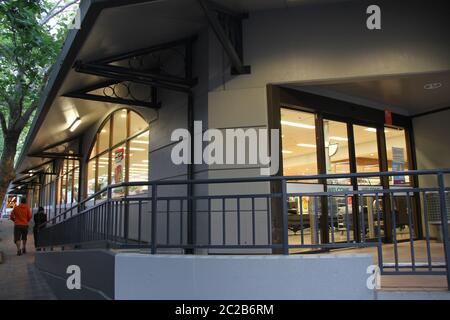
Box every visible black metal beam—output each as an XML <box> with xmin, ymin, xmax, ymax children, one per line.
<box><xmin>207</xmin><ymin>1</ymin><xmax>248</xmax><ymax>19</ymax></box>
<box><xmin>197</xmin><ymin>0</ymin><xmax>250</xmax><ymax>75</ymax></box>
<box><xmin>71</xmin><ymin>79</ymin><xmax>121</xmax><ymax>95</ymax></box>
<box><xmin>91</xmin><ymin>36</ymin><xmax>197</xmax><ymax>65</ymax></box>
<box><xmin>29</xmin><ymin>135</ymin><xmax>81</xmax><ymax>158</ymax></box>
<box><xmin>74</xmin><ymin>62</ymin><xmax>192</xmax><ymax>93</ymax></box>
<box><xmin>29</xmin><ymin>152</ymin><xmax>82</xmax><ymax>159</ymax></box>
<box><xmin>77</xmin><ymin>62</ymin><xmax>198</xmax><ymax>87</ymax></box>
<box><xmin>19</xmin><ymin>159</ymin><xmax>55</xmax><ymax>175</ymax></box>
<box><xmin>64</xmin><ymin>91</ymin><xmax>161</xmax><ymax>109</ymax></box>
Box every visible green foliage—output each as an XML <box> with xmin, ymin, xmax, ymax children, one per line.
<box><xmin>0</xmin><ymin>0</ymin><xmax>78</xmax><ymax>162</ymax></box>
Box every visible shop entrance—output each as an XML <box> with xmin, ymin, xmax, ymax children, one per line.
<box><xmin>270</xmin><ymin>86</ymin><xmax>421</xmax><ymax>246</ymax></box>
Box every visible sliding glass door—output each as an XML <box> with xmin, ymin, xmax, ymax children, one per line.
<box><xmin>280</xmin><ymin>106</ymin><xmax>415</xmax><ymax>244</ymax></box>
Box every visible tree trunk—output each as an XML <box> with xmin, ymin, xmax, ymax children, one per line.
<box><xmin>0</xmin><ymin>130</ymin><xmax>21</xmax><ymax>210</ymax></box>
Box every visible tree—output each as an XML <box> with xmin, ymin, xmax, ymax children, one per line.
<box><xmin>0</xmin><ymin>0</ymin><xmax>78</xmax><ymax>206</ymax></box>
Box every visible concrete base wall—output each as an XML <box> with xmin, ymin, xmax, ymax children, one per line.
<box><xmin>114</xmin><ymin>253</ymin><xmax>374</xmax><ymax>300</ymax></box>
<box><xmin>35</xmin><ymin>250</ymin><xmax>115</xmax><ymax>300</ymax></box>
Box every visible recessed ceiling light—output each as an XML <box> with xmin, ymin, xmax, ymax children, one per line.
<box><xmin>424</xmin><ymin>82</ymin><xmax>442</xmax><ymax>90</ymax></box>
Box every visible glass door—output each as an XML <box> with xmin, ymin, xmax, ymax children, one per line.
<box><xmin>323</xmin><ymin>119</ymin><xmax>354</xmax><ymax>242</ymax></box>
<box><xmin>280</xmin><ymin>108</ymin><xmax>323</xmax><ymax>247</ymax></box>
<box><xmin>280</xmin><ymin>105</ymin><xmax>416</xmax><ymax>245</ymax></box>
<box><xmin>352</xmin><ymin>124</ymin><xmax>383</xmax><ymax>241</ymax></box>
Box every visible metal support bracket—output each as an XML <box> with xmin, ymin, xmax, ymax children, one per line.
<box><xmin>66</xmin><ymin>37</ymin><xmax>197</xmax><ymax>107</ymax></box>
<box><xmin>198</xmin><ymin>0</ymin><xmax>251</xmax><ymax>75</ymax></box>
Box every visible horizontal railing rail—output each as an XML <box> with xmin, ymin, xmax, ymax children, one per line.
<box><xmin>36</xmin><ymin>169</ymin><xmax>450</xmax><ymax>289</ymax></box>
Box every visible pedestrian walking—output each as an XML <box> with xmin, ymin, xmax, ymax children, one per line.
<box><xmin>10</xmin><ymin>197</ymin><xmax>32</xmax><ymax>256</ymax></box>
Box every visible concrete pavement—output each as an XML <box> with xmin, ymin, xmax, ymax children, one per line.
<box><xmin>0</xmin><ymin>219</ymin><xmax>56</xmax><ymax>300</ymax></box>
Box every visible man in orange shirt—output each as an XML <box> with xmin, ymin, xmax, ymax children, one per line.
<box><xmin>10</xmin><ymin>197</ymin><xmax>32</xmax><ymax>256</ymax></box>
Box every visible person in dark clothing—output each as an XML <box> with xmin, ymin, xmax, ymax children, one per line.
<box><xmin>33</xmin><ymin>207</ymin><xmax>47</xmax><ymax>249</ymax></box>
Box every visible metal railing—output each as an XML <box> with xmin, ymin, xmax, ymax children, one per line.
<box><xmin>36</xmin><ymin>169</ymin><xmax>450</xmax><ymax>289</ymax></box>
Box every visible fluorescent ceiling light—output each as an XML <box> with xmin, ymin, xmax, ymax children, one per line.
<box><xmin>142</xmin><ymin>160</ymin><xmax>149</xmax><ymax>163</ymax></box>
<box><xmin>281</xmin><ymin>120</ymin><xmax>315</xmax><ymax>129</ymax></box>
<box><xmin>329</xmin><ymin>136</ymin><xmax>348</xmax><ymax>141</ymax></box>
<box><xmin>129</xmin><ymin>147</ymin><xmax>146</xmax><ymax>151</ymax></box>
<box><xmin>131</xmin><ymin>140</ymin><xmax>149</xmax><ymax>144</ymax></box>
<box><xmin>69</xmin><ymin>117</ymin><xmax>81</xmax><ymax>132</ymax></box>
<box><xmin>364</xmin><ymin>128</ymin><xmax>389</xmax><ymax>133</ymax></box>
<box><xmin>297</xmin><ymin>143</ymin><xmax>316</xmax><ymax>148</ymax></box>
<box><xmin>282</xmin><ymin>150</ymin><xmax>293</xmax><ymax>154</ymax></box>
<box><xmin>131</xmin><ymin>164</ymin><xmax>148</xmax><ymax>167</ymax></box>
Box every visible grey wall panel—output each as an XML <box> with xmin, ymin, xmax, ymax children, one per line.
<box><xmin>413</xmin><ymin>109</ymin><xmax>450</xmax><ymax>187</ymax></box>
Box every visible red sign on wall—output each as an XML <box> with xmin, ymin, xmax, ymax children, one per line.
<box><xmin>384</xmin><ymin>110</ymin><xmax>393</xmax><ymax>125</ymax></box>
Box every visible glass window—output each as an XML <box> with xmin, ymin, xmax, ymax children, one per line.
<box><xmin>111</xmin><ymin>144</ymin><xmax>126</xmax><ymax>197</ymax></box>
<box><xmin>87</xmin><ymin>110</ymin><xmax>149</xmax><ymax>199</ymax></box>
<box><xmin>130</xmin><ymin>112</ymin><xmax>148</xmax><ymax>138</ymax></box>
<box><xmin>98</xmin><ymin>119</ymin><xmax>110</xmax><ymax>154</ymax></box>
<box><xmin>281</xmin><ymin>108</ymin><xmax>318</xmax><ymax>178</ymax></box>
<box><xmin>323</xmin><ymin>119</ymin><xmax>351</xmax><ymax>185</ymax></box>
<box><xmin>129</xmin><ymin>131</ymin><xmax>149</xmax><ymax>195</ymax></box>
<box><xmin>90</xmin><ymin>142</ymin><xmax>97</xmax><ymax>159</ymax></box>
<box><xmin>385</xmin><ymin>127</ymin><xmax>410</xmax><ymax>185</ymax></box>
<box><xmin>112</xmin><ymin>109</ymin><xmax>128</xmax><ymax>146</ymax></box>
<box><xmin>73</xmin><ymin>165</ymin><xmax>79</xmax><ymax>203</ymax></box>
<box><xmin>97</xmin><ymin>159</ymin><xmax>109</xmax><ymax>192</ymax></box>
<box><xmin>353</xmin><ymin>125</ymin><xmax>380</xmax><ymax>186</ymax></box>
<box><xmin>87</xmin><ymin>159</ymin><xmax>96</xmax><ymax>197</ymax></box>
<box><xmin>55</xmin><ymin>159</ymin><xmax>80</xmax><ymax>213</ymax></box>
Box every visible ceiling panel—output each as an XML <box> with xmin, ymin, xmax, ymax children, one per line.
<box><xmin>289</xmin><ymin>71</ymin><xmax>450</xmax><ymax>116</ymax></box>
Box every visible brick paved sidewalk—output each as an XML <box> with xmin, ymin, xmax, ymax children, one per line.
<box><xmin>0</xmin><ymin>219</ymin><xmax>56</xmax><ymax>300</ymax></box>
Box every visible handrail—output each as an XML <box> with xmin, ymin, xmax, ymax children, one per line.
<box><xmin>43</xmin><ymin>169</ymin><xmax>450</xmax><ymax>228</ymax></box>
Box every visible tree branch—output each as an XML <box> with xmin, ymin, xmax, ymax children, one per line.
<box><xmin>13</xmin><ymin>104</ymin><xmax>37</xmax><ymax>132</ymax></box>
<box><xmin>0</xmin><ymin>111</ymin><xmax>8</xmax><ymax>136</ymax></box>
<box><xmin>40</xmin><ymin>0</ymin><xmax>79</xmax><ymax>25</ymax></box>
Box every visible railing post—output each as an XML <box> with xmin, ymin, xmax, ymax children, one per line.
<box><xmin>281</xmin><ymin>179</ymin><xmax>289</xmax><ymax>255</ymax></box>
<box><xmin>106</xmin><ymin>186</ymin><xmax>112</xmax><ymax>244</ymax></box>
<box><xmin>151</xmin><ymin>183</ymin><xmax>158</xmax><ymax>254</ymax></box>
<box><xmin>437</xmin><ymin>173</ymin><xmax>450</xmax><ymax>290</ymax></box>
